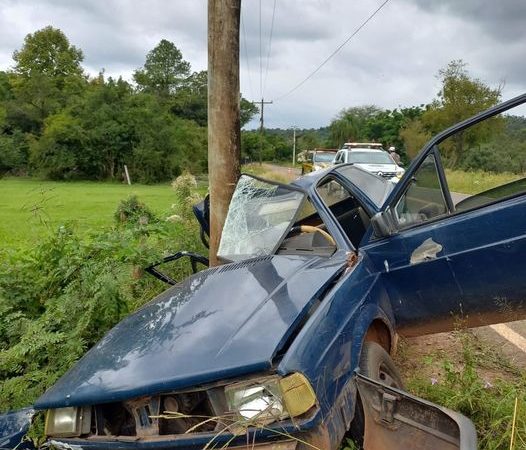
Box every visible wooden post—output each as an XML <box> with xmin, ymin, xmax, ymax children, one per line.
<box><xmin>208</xmin><ymin>0</ymin><xmax>241</xmax><ymax>266</ymax></box>
<box><xmin>123</xmin><ymin>165</ymin><xmax>131</xmax><ymax>185</ymax></box>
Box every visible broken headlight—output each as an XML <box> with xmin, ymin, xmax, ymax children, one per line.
<box><xmin>225</xmin><ymin>373</ymin><xmax>316</xmax><ymax>426</ymax></box>
<box><xmin>45</xmin><ymin>406</ymin><xmax>91</xmax><ymax>437</ymax></box>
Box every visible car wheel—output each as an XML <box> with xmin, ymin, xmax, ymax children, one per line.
<box><xmin>359</xmin><ymin>341</ymin><xmax>404</xmax><ymax>389</ymax></box>
<box><xmin>347</xmin><ymin>341</ymin><xmax>404</xmax><ymax>448</ymax></box>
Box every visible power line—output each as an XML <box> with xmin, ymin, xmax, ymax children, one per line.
<box><xmin>274</xmin><ymin>0</ymin><xmax>391</xmax><ymax>102</ymax></box>
<box><xmin>263</xmin><ymin>0</ymin><xmax>278</xmax><ymax>96</ymax></box>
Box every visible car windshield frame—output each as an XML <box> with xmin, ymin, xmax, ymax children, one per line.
<box><xmin>218</xmin><ymin>174</ymin><xmax>307</xmax><ymax>262</ymax></box>
<box><xmin>348</xmin><ymin>151</ymin><xmax>394</xmax><ymax>165</ymax></box>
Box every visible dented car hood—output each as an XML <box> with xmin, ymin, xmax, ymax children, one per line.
<box><xmin>35</xmin><ymin>254</ymin><xmax>344</xmax><ymax>409</ymax></box>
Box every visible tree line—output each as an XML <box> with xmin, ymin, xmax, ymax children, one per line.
<box><xmin>0</xmin><ymin>28</ymin><xmax>523</xmax><ymax>180</ymax></box>
<box><xmin>245</xmin><ymin>60</ymin><xmax>525</xmax><ymax>174</ymax></box>
<box><xmin>0</xmin><ymin>26</ymin><xmax>257</xmax><ymax>183</ymax></box>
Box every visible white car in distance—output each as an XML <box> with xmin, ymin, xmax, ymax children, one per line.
<box><xmin>333</xmin><ymin>144</ymin><xmax>405</xmax><ymax>182</ymax></box>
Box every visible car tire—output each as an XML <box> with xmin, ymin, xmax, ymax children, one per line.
<box><xmin>359</xmin><ymin>341</ymin><xmax>404</xmax><ymax>389</ymax></box>
<box><xmin>346</xmin><ymin>341</ymin><xmax>404</xmax><ymax>448</ymax></box>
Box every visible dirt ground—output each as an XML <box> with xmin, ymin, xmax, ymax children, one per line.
<box><xmin>395</xmin><ymin>329</ymin><xmax>522</xmax><ymax>386</ymax></box>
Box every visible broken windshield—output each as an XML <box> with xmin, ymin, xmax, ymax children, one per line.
<box><xmin>218</xmin><ymin>175</ymin><xmax>305</xmax><ymax>262</ymax></box>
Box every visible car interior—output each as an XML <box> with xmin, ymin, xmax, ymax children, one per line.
<box><xmin>277</xmin><ymin>177</ymin><xmax>370</xmax><ymax>256</ymax></box>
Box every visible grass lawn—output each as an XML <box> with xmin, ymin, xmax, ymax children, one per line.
<box><xmin>0</xmin><ymin>177</ymin><xmax>180</xmax><ymax>247</ymax></box>
<box><xmin>445</xmin><ymin>169</ymin><xmax>521</xmax><ymax>195</ymax></box>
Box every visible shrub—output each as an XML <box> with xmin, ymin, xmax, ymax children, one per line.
<box><xmin>0</xmin><ymin>196</ymin><xmax>204</xmax><ymax>412</ymax></box>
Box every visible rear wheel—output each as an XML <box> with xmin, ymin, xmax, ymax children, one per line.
<box><xmin>347</xmin><ymin>341</ymin><xmax>404</xmax><ymax>448</ymax></box>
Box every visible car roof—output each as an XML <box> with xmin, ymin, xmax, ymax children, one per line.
<box><xmin>290</xmin><ymin>163</ymin><xmax>392</xmax><ymax>213</ymax></box>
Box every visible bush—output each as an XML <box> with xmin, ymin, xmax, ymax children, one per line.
<box><xmin>114</xmin><ymin>195</ymin><xmax>157</xmax><ymax>226</ymax></box>
<box><xmin>0</xmin><ymin>196</ymin><xmax>204</xmax><ymax>412</ymax></box>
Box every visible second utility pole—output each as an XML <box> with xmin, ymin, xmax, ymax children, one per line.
<box><xmin>258</xmin><ymin>98</ymin><xmax>273</xmax><ymax>165</ymax></box>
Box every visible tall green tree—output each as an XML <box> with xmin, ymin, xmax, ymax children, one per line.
<box><xmin>328</xmin><ymin>105</ymin><xmax>381</xmax><ymax>148</ymax></box>
<box><xmin>171</xmin><ymin>70</ymin><xmax>257</xmax><ymax>127</ymax></box>
<box><xmin>421</xmin><ymin>60</ymin><xmax>502</xmax><ymax>166</ymax></box>
<box><xmin>134</xmin><ymin>40</ymin><xmax>191</xmax><ymax>97</ymax></box>
<box><xmin>9</xmin><ymin>26</ymin><xmax>85</xmax><ymax>133</ymax></box>
<box><xmin>12</xmin><ymin>26</ymin><xmax>84</xmax><ymax>80</ymax></box>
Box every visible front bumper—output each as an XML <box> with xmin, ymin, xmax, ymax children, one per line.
<box><xmin>46</xmin><ymin>409</ymin><xmax>324</xmax><ymax>450</ymax></box>
<box><xmin>50</xmin><ymin>439</ymin><xmax>298</xmax><ymax>450</ymax></box>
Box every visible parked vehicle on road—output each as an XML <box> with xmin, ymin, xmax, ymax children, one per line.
<box><xmin>301</xmin><ymin>148</ymin><xmax>338</xmax><ymax>175</ymax></box>
<box><xmin>333</xmin><ymin>145</ymin><xmax>405</xmax><ymax>182</ymax></box>
<box><xmin>3</xmin><ymin>93</ymin><xmax>526</xmax><ymax>450</ymax></box>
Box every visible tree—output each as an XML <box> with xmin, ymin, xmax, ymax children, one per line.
<box><xmin>29</xmin><ymin>112</ymin><xmax>87</xmax><ymax>179</ymax></box>
<box><xmin>12</xmin><ymin>26</ymin><xmax>84</xmax><ymax>81</ymax></box>
<box><xmin>399</xmin><ymin>118</ymin><xmax>432</xmax><ymax>159</ymax></box>
<box><xmin>297</xmin><ymin>131</ymin><xmax>321</xmax><ymax>151</ymax></box>
<box><xmin>134</xmin><ymin>40</ymin><xmax>191</xmax><ymax>97</ymax></box>
<box><xmin>328</xmin><ymin>105</ymin><xmax>381</xmax><ymax>148</ymax></box>
<box><xmin>421</xmin><ymin>60</ymin><xmax>502</xmax><ymax>166</ymax></box>
<box><xmin>171</xmin><ymin>70</ymin><xmax>208</xmax><ymax>125</ymax></box>
<box><xmin>171</xmin><ymin>70</ymin><xmax>258</xmax><ymax>127</ymax></box>
<box><xmin>75</xmin><ymin>76</ymin><xmax>134</xmax><ymax>179</ymax></box>
<box><xmin>9</xmin><ymin>27</ymin><xmax>86</xmax><ymax>133</ymax></box>
<box><xmin>240</xmin><ymin>98</ymin><xmax>258</xmax><ymax>128</ymax></box>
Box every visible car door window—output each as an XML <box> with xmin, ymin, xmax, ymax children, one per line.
<box><xmin>317</xmin><ymin>178</ymin><xmax>369</xmax><ymax>247</ymax></box>
<box><xmin>436</xmin><ymin>103</ymin><xmax>526</xmax><ymax>213</ymax></box>
<box><xmin>394</xmin><ymin>154</ymin><xmax>448</xmax><ymax>228</ymax></box>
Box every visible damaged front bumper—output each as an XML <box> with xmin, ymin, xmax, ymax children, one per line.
<box><xmin>45</xmin><ymin>410</ymin><xmax>324</xmax><ymax>450</ymax></box>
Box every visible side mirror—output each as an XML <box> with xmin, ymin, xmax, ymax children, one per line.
<box><xmin>370</xmin><ymin>208</ymin><xmax>397</xmax><ymax>238</ymax></box>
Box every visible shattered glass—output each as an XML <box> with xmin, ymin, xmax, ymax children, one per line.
<box><xmin>218</xmin><ymin>175</ymin><xmax>305</xmax><ymax>261</ymax></box>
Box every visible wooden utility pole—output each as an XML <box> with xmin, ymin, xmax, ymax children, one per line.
<box><xmin>258</xmin><ymin>98</ymin><xmax>273</xmax><ymax>165</ymax></box>
<box><xmin>208</xmin><ymin>0</ymin><xmax>241</xmax><ymax>266</ymax></box>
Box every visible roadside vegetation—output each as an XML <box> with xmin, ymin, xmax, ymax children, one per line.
<box><xmin>397</xmin><ymin>330</ymin><xmax>525</xmax><ymax>450</ymax></box>
<box><xmin>0</xmin><ymin>177</ymin><xmax>206</xmax><ymax>412</ymax></box>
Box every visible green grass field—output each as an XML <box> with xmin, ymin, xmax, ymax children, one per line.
<box><xmin>1</xmin><ymin>169</ymin><xmax>522</xmax><ymax>247</ymax></box>
<box><xmin>0</xmin><ymin>177</ymin><xmax>180</xmax><ymax>247</ymax></box>
<box><xmin>445</xmin><ymin>169</ymin><xmax>521</xmax><ymax>195</ymax></box>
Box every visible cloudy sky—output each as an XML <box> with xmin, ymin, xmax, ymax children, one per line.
<box><xmin>0</xmin><ymin>0</ymin><xmax>525</xmax><ymax>129</ymax></box>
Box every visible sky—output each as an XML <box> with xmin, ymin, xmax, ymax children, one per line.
<box><xmin>0</xmin><ymin>0</ymin><xmax>525</xmax><ymax>129</ymax></box>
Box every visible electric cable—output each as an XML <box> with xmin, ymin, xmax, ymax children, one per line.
<box><xmin>273</xmin><ymin>0</ymin><xmax>391</xmax><ymax>102</ymax></box>
<box><xmin>263</xmin><ymin>0</ymin><xmax>278</xmax><ymax>96</ymax></box>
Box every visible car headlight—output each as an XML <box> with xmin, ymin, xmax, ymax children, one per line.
<box><xmin>225</xmin><ymin>373</ymin><xmax>316</xmax><ymax>427</ymax></box>
<box><xmin>396</xmin><ymin>169</ymin><xmax>405</xmax><ymax>178</ymax></box>
<box><xmin>45</xmin><ymin>406</ymin><xmax>91</xmax><ymax>437</ymax></box>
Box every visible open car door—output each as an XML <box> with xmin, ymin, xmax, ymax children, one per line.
<box><xmin>356</xmin><ymin>374</ymin><xmax>477</xmax><ymax>450</ymax></box>
<box><xmin>365</xmin><ymin>93</ymin><xmax>526</xmax><ymax>336</ymax></box>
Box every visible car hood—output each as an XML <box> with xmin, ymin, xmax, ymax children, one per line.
<box><xmin>36</xmin><ymin>254</ymin><xmax>344</xmax><ymax>409</ymax></box>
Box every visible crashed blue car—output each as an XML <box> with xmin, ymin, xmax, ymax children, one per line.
<box><xmin>3</xmin><ymin>94</ymin><xmax>526</xmax><ymax>449</ymax></box>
